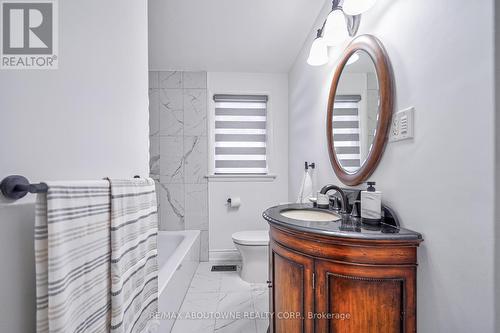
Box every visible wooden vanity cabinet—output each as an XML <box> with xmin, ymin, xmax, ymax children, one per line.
<box><xmin>268</xmin><ymin>225</ymin><xmax>421</xmax><ymax>333</ymax></box>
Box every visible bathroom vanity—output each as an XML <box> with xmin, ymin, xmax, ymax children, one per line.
<box><xmin>264</xmin><ymin>34</ymin><xmax>423</xmax><ymax>332</ymax></box>
<box><xmin>263</xmin><ymin>204</ymin><xmax>422</xmax><ymax>333</ymax></box>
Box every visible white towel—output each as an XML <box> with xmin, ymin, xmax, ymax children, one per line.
<box><xmin>297</xmin><ymin>169</ymin><xmax>314</xmax><ymax>203</ymax></box>
<box><xmin>35</xmin><ymin>181</ymin><xmax>112</xmax><ymax>333</ymax></box>
<box><xmin>109</xmin><ymin>178</ymin><xmax>159</xmax><ymax>333</ymax></box>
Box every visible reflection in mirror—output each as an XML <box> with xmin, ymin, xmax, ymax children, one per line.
<box><xmin>332</xmin><ymin>50</ymin><xmax>379</xmax><ymax>174</ymax></box>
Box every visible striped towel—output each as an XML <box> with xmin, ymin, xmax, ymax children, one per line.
<box><xmin>109</xmin><ymin>178</ymin><xmax>159</xmax><ymax>333</ymax></box>
<box><xmin>35</xmin><ymin>181</ymin><xmax>112</xmax><ymax>333</ymax></box>
<box><xmin>35</xmin><ymin>179</ymin><xmax>159</xmax><ymax>333</ymax></box>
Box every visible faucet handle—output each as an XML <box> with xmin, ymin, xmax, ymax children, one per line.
<box><xmin>350</xmin><ymin>200</ymin><xmax>361</xmax><ymax>218</ymax></box>
<box><xmin>329</xmin><ymin>195</ymin><xmax>341</xmax><ymax>211</ymax></box>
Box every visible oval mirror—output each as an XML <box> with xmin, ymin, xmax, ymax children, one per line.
<box><xmin>327</xmin><ymin>35</ymin><xmax>394</xmax><ymax>186</ymax></box>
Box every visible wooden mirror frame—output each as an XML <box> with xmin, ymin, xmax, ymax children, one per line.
<box><xmin>327</xmin><ymin>34</ymin><xmax>394</xmax><ymax>186</ymax></box>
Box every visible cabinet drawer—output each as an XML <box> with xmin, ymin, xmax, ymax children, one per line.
<box><xmin>271</xmin><ymin>225</ymin><xmax>419</xmax><ymax>266</ymax></box>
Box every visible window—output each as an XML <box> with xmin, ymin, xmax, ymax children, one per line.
<box><xmin>213</xmin><ymin>94</ymin><xmax>268</xmax><ymax>174</ymax></box>
<box><xmin>333</xmin><ymin>95</ymin><xmax>362</xmax><ymax>173</ymax></box>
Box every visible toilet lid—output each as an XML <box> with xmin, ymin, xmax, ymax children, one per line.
<box><xmin>232</xmin><ymin>230</ymin><xmax>269</xmax><ymax>246</ymax></box>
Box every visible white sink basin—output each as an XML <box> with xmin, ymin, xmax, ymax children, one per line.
<box><xmin>280</xmin><ymin>209</ymin><xmax>341</xmax><ymax>222</ymax></box>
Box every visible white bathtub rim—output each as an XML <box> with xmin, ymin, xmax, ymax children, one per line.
<box><xmin>158</xmin><ymin>230</ymin><xmax>200</xmax><ymax>296</ymax></box>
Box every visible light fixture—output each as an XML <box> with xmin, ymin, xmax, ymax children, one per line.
<box><xmin>307</xmin><ymin>30</ymin><xmax>328</xmax><ymax>66</ymax></box>
<box><xmin>307</xmin><ymin>0</ymin><xmax>372</xmax><ymax>66</ymax></box>
<box><xmin>343</xmin><ymin>0</ymin><xmax>377</xmax><ymax>16</ymax></box>
<box><xmin>322</xmin><ymin>9</ymin><xmax>348</xmax><ymax>47</ymax></box>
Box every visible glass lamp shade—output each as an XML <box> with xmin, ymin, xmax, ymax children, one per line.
<box><xmin>322</xmin><ymin>9</ymin><xmax>349</xmax><ymax>46</ymax></box>
<box><xmin>343</xmin><ymin>0</ymin><xmax>377</xmax><ymax>15</ymax></box>
<box><xmin>307</xmin><ymin>37</ymin><xmax>328</xmax><ymax>66</ymax></box>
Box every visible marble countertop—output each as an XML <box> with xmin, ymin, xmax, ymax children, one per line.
<box><xmin>263</xmin><ymin>203</ymin><xmax>422</xmax><ymax>241</ymax></box>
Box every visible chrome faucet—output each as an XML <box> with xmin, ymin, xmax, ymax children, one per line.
<box><xmin>320</xmin><ymin>184</ymin><xmax>349</xmax><ymax>215</ymax></box>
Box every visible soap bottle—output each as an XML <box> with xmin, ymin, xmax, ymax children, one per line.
<box><xmin>361</xmin><ymin>181</ymin><xmax>382</xmax><ymax>224</ymax></box>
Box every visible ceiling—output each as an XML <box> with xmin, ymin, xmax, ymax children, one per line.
<box><xmin>148</xmin><ymin>0</ymin><xmax>326</xmax><ymax>72</ymax></box>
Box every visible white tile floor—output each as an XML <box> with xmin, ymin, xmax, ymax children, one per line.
<box><xmin>170</xmin><ymin>262</ymin><xmax>270</xmax><ymax>333</ymax></box>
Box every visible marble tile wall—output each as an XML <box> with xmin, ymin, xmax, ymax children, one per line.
<box><xmin>149</xmin><ymin>71</ymin><xmax>209</xmax><ymax>261</ymax></box>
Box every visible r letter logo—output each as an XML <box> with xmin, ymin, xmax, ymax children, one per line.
<box><xmin>1</xmin><ymin>0</ymin><xmax>58</xmax><ymax>69</ymax></box>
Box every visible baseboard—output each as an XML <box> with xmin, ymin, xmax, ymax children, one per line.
<box><xmin>209</xmin><ymin>249</ymin><xmax>241</xmax><ymax>262</ymax></box>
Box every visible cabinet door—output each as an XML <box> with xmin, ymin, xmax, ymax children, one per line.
<box><xmin>315</xmin><ymin>259</ymin><xmax>416</xmax><ymax>333</ymax></box>
<box><xmin>270</xmin><ymin>240</ymin><xmax>315</xmax><ymax>333</ymax></box>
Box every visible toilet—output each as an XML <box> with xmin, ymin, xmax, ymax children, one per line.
<box><xmin>232</xmin><ymin>230</ymin><xmax>269</xmax><ymax>283</ymax></box>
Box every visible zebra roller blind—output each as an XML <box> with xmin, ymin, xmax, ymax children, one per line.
<box><xmin>333</xmin><ymin>95</ymin><xmax>362</xmax><ymax>173</ymax></box>
<box><xmin>214</xmin><ymin>94</ymin><xmax>268</xmax><ymax>174</ymax></box>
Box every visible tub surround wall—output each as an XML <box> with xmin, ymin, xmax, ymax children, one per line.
<box><xmin>149</xmin><ymin>71</ymin><xmax>209</xmax><ymax>261</ymax></box>
<box><xmin>289</xmin><ymin>0</ymin><xmax>494</xmax><ymax>331</ymax></box>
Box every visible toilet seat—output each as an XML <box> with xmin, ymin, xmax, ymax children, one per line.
<box><xmin>232</xmin><ymin>230</ymin><xmax>269</xmax><ymax>246</ymax></box>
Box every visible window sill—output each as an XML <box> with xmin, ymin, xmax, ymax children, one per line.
<box><xmin>205</xmin><ymin>174</ymin><xmax>277</xmax><ymax>182</ymax></box>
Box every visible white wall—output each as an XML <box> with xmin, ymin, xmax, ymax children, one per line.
<box><xmin>0</xmin><ymin>0</ymin><xmax>149</xmax><ymax>331</ymax></box>
<box><xmin>496</xmin><ymin>2</ymin><xmax>500</xmax><ymax>330</ymax></box>
<box><xmin>208</xmin><ymin>72</ymin><xmax>288</xmax><ymax>257</ymax></box>
<box><xmin>289</xmin><ymin>0</ymin><xmax>495</xmax><ymax>332</ymax></box>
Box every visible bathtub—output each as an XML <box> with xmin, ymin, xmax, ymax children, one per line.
<box><xmin>157</xmin><ymin>230</ymin><xmax>200</xmax><ymax>332</ymax></box>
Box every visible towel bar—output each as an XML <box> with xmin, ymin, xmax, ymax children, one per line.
<box><xmin>0</xmin><ymin>174</ymin><xmax>145</xmax><ymax>200</ymax></box>
<box><xmin>0</xmin><ymin>175</ymin><xmax>48</xmax><ymax>200</ymax></box>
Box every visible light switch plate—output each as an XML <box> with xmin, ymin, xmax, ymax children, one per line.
<box><xmin>389</xmin><ymin>107</ymin><xmax>415</xmax><ymax>142</ymax></box>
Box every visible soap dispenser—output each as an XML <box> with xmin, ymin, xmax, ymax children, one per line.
<box><xmin>361</xmin><ymin>181</ymin><xmax>382</xmax><ymax>224</ymax></box>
